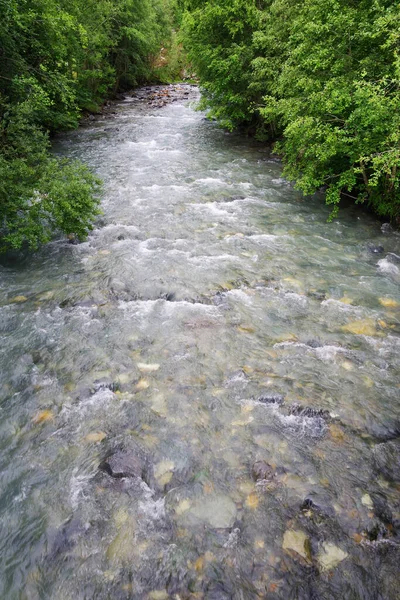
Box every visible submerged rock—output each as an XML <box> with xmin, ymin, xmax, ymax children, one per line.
<box><xmin>367</xmin><ymin>243</ymin><xmax>384</xmax><ymax>254</ymax></box>
<box><xmin>99</xmin><ymin>450</ymin><xmax>144</xmax><ymax>479</ymax></box>
<box><xmin>379</xmin><ymin>297</ymin><xmax>399</xmax><ymax>308</ymax></box>
<box><xmin>154</xmin><ymin>459</ymin><xmax>175</xmax><ymax>487</ymax></box>
<box><xmin>287</xmin><ymin>403</ymin><xmax>331</xmax><ymax>421</ymax></box>
<box><xmin>32</xmin><ymin>409</ymin><xmax>54</xmax><ymax>424</ymax></box>
<box><xmin>50</xmin><ymin>517</ymin><xmax>89</xmax><ymax>559</ymax></box>
<box><xmin>305</xmin><ymin>339</ymin><xmax>323</xmax><ymax>348</ymax></box>
<box><xmin>252</xmin><ymin>460</ymin><xmax>275</xmax><ymax>482</ymax></box>
<box><xmin>317</xmin><ymin>542</ymin><xmax>348</xmax><ymax>571</ymax></box>
<box><xmin>373</xmin><ymin>440</ymin><xmax>400</xmax><ymax>482</ymax></box>
<box><xmin>85</xmin><ymin>431</ymin><xmax>107</xmax><ymax>443</ymax></box>
<box><xmin>282</xmin><ymin>529</ymin><xmax>311</xmax><ymax>561</ymax></box>
<box><xmin>91</xmin><ymin>380</ymin><xmax>120</xmax><ymax>394</ymax></box>
<box><xmin>342</xmin><ymin>318</ymin><xmax>378</xmax><ymax>336</ymax></box>
<box><xmin>257</xmin><ymin>394</ymin><xmax>284</xmax><ymax>406</ymax></box>
<box><xmin>189</xmin><ymin>495</ymin><xmax>237</xmax><ymax>528</ymax></box>
<box><xmin>137</xmin><ymin>362</ymin><xmax>160</xmax><ymax>373</ymax></box>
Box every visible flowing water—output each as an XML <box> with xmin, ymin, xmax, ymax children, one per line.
<box><xmin>0</xmin><ymin>85</ymin><xmax>399</xmax><ymax>600</ymax></box>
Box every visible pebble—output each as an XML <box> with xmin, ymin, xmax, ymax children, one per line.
<box><xmin>317</xmin><ymin>542</ymin><xmax>348</xmax><ymax>571</ymax></box>
<box><xmin>252</xmin><ymin>460</ymin><xmax>275</xmax><ymax>482</ymax></box>
<box><xmin>379</xmin><ymin>297</ymin><xmax>399</xmax><ymax>308</ymax></box>
<box><xmin>245</xmin><ymin>492</ymin><xmax>259</xmax><ymax>509</ymax></box>
<box><xmin>136</xmin><ymin>379</ymin><xmax>150</xmax><ymax>390</ymax></box>
<box><xmin>175</xmin><ymin>498</ymin><xmax>191</xmax><ymax>515</ymax></box>
<box><xmin>342</xmin><ymin>319</ymin><xmax>378</xmax><ymax>336</ymax></box>
<box><xmin>32</xmin><ymin>410</ymin><xmax>54</xmax><ymax>424</ymax></box>
<box><xmin>85</xmin><ymin>432</ymin><xmax>107</xmax><ymax>443</ymax></box>
<box><xmin>361</xmin><ymin>493</ymin><xmax>374</xmax><ymax>509</ymax></box>
<box><xmin>148</xmin><ymin>592</ymin><xmax>169</xmax><ymax>600</ymax></box>
<box><xmin>11</xmin><ymin>295</ymin><xmax>28</xmax><ymax>303</ymax></box>
<box><xmin>137</xmin><ymin>363</ymin><xmax>160</xmax><ymax>372</ymax></box>
<box><xmin>282</xmin><ymin>529</ymin><xmax>311</xmax><ymax>561</ymax></box>
<box><xmin>154</xmin><ymin>459</ymin><xmax>174</xmax><ymax>486</ymax></box>
<box><xmin>189</xmin><ymin>495</ymin><xmax>237</xmax><ymax>528</ymax></box>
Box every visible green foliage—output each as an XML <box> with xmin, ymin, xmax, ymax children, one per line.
<box><xmin>0</xmin><ymin>98</ymin><xmax>101</xmax><ymax>250</ymax></box>
<box><xmin>182</xmin><ymin>0</ymin><xmax>400</xmax><ymax>221</ymax></box>
<box><xmin>153</xmin><ymin>31</ymin><xmax>189</xmax><ymax>83</ymax></box>
<box><xmin>0</xmin><ymin>0</ymin><xmax>174</xmax><ymax>252</ymax></box>
<box><xmin>182</xmin><ymin>0</ymin><xmax>262</xmax><ymax>130</ymax></box>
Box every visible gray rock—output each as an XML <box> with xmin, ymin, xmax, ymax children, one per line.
<box><xmin>188</xmin><ymin>495</ymin><xmax>237</xmax><ymax>528</ymax></box>
<box><xmin>367</xmin><ymin>243</ymin><xmax>384</xmax><ymax>254</ymax></box>
<box><xmin>257</xmin><ymin>394</ymin><xmax>284</xmax><ymax>406</ymax></box>
<box><xmin>99</xmin><ymin>450</ymin><xmax>144</xmax><ymax>479</ymax></box>
<box><xmin>373</xmin><ymin>440</ymin><xmax>400</xmax><ymax>482</ymax></box>
<box><xmin>252</xmin><ymin>460</ymin><xmax>275</xmax><ymax>482</ymax></box>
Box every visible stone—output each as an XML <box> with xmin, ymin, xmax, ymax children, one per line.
<box><xmin>136</xmin><ymin>379</ymin><xmax>150</xmax><ymax>391</ymax></box>
<box><xmin>306</xmin><ymin>339</ymin><xmax>323</xmax><ymax>348</ymax></box>
<box><xmin>189</xmin><ymin>495</ymin><xmax>237</xmax><ymax>528</ymax></box>
<box><xmin>137</xmin><ymin>363</ymin><xmax>160</xmax><ymax>372</ymax></box>
<box><xmin>379</xmin><ymin>297</ymin><xmax>399</xmax><ymax>308</ymax></box>
<box><xmin>32</xmin><ymin>409</ymin><xmax>54</xmax><ymax>424</ymax></box>
<box><xmin>288</xmin><ymin>403</ymin><xmax>331</xmax><ymax>420</ymax></box>
<box><xmin>245</xmin><ymin>492</ymin><xmax>259</xmax><ymax>509</ymax></box>
<box><xmin>317</xmin><ymin>542</ymin><xmax>348</xmax><ymax>571</ymax></box>
<box><xmin>175</xmin><ymin>498</ymin><xmax>191</xmax><ymax>515</ymax></box>
<box><xmin>373</xmin><ymin>440</ymin><xmax>400</xmax><ymax>482</ymax></box>
<box><xmin>154</xmin><ymin>459</ymin><xmax>175</xmax><ymax>487</ymax></box>
<box><xmin>339</xmin><ymin>296</ymin><xmax>354</xmax><ymax>305</ymax></box>
<box><xmin>257</xmin><ymin>394</ymin><xmax>284</xmax><ymax>406</ymax></box>
<box><xmin>148</xmin><ymin>592</ymin><xmax>169</xmax><ymax>600</ymax></box>
<box><xmin>116</xmin><ymin>373</ymin><xmax>132</xmax><ymax>385</ymax></box>
<box><xmin>361</xmin><ymin>493</ymin><xmax>373</xmax><ymax>509</ymax></box>
<box><xmin>50</xmin><ymin>517</ymin><xmax>88</xmax><ymax>559</ymax></box>
<box><xmin>329</xmin><ymin>424</ymin><xmax>345</xmax><ymax>441</ymax></box>
<box><xmin>282</xmin><ymin>529</ymin><xmax>311</xmax><ymax>561</ymax></box>
<box><xmin>252</xmin><ymin>460</ymin><xmax>275</xmax><ymax>482</ymax></box>
<box><xmin>367</xmin><ymin>243</ymin><xmax>384</xmax><ymax>254</ymax></box>
<box><xmin>99</xmin><ymin>450</ymin><xmax>144</xmax><ymax>479</ymax></box>
<box><xmin>342</xmin><ymin>319</ymin><xmax>378</xmax><ymax>336</ymax></box>
<box><xmin>237</xmin><ymin>326</ymin><xmax>255</xmax><ymax>334</ymax></box>
<box><xmin>106</xmin><ymin>516</ymin><xmax>136</xmax><ymax>563</ymax></box>
<box><xmin>12</xmin><ymin>295</ymin><xmax>28</xmax><ymax>303</ymax></box>
<box><xmin>85</xmin><ymin>432</ymin><xmax>107</xmax><ymax>443</ymax></box>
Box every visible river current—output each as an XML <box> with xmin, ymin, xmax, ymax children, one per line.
<box><xmin>0</xmin><ymin>85</ymin><xmax>399</xmax><ymax>599</ymax></box>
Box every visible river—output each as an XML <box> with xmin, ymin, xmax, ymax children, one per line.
<box><xmin>0</xmin><ymin>85</ymin><xmax>399</xmax><ymax>599</ymax></box>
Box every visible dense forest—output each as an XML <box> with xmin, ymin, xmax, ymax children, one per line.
<box><xmin>0</xmin><ymin>0</ymin><xmax>399</xmax><ymax>252</ymax></box>
<box><xmin>0</xmin><ymin>0</ymin><xmax>175</xmax><ymax>251</ymax></box>
<box><xmin>180</xmin><ymin>0</ymin><xmax>400</xmax><ymax>222</ymax></box>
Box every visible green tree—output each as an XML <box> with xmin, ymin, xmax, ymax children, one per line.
<box><xmin>0</xmin><ymin>0</ymin><xmax>173</xmax><ymax>252</ymax></box>
<box><xmin>182</xmin><ymin>0</ymin><xmax>400</xmax><ymax>221</ymax></box>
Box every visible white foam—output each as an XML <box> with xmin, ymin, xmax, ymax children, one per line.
<box><xmin>249</xmin><ymin>234</ymin><xmax>287</xmax><ymax>245</ymax></box>
<box><xmin>321</xmin><ymin>299</ymin><xmax>360</xmax><ymax>312</ymax></box>
<box><xmin>377</xmin><ymin>259</ymin><xmax>399</xmax><ymax>277</ymax></box>
<box><xmin>194</xmin><ymin>177</ymin><xmax>225</xmax><ymax>186</ymax></box>
<box><xmin>69</xmin><ymin>467</ymin><xmax>93</xmax><ymax>510</ymax></box>
<box><xmin>315</xmin><ymin>345</ymin><xmax>347</xmax><ymax>361</ymax></box>
<box><xmin>225</xmin><ymin>289</ymin><xmax>253</xmax><ymax>304</ymax></box>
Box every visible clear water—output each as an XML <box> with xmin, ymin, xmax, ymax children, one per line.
<box><xmin>0</xmin><ymin>86</ymin><xmax>399</xmax><ymax>599</ymax></box>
